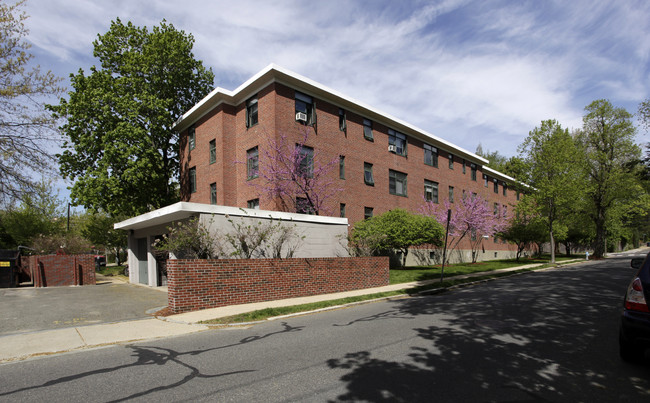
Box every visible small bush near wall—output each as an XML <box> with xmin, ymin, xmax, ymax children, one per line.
<box><xmin>167</xmin><ymin>256</ymin><xmax>389</xmax><ymax>314</ymax></box>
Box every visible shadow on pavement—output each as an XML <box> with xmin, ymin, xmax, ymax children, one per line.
<box><xmin>327</xmin><ymin>260</ymin><xmax>650</xmax><ymax>401</ymax></box>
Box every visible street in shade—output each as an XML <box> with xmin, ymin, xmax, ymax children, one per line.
<box><xmin>0</xmin><ymin>252</ymin><xmax>649</xmax><ymax>401</ymax></box>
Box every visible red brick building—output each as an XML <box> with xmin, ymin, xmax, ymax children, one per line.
<box><xmin>174</xmin><ymin>64</ymin><xmax>518</xmax><ymax>262</ymax></box>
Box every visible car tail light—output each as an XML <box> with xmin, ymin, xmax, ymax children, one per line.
<box><xmin>625</xmin><ymin>278</ymin><xmax>650</xmax><ymax>313</ymax></box>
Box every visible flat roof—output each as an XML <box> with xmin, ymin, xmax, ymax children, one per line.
<box><xmin>114</xmin><ymin>202</ymin><xmax>349</xmax><ymax>231</ymax></box>
<box><xmin>173</xmin><ymin>63</ymin><xmax>489</xmax><ymax>166</ymax></box>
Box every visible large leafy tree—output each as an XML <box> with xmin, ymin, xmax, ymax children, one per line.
<box><xmin>0</xmin><ymin>0</ymin><xmax>63</xmax><ymax>203</ymax></box>
<box><xmin>518</xmin><ymin>119</ymin><xmax>583</xmax><ymax>263</ymax></box>
<box><xmin>576</xmin><ymin>100</ymin><xmax>641</xmax><ymax>258</ymax></box>
<box><xmin>50</xmin><ymin>19</ymin><xmax>214</xmax><ymax>217</ymax></box>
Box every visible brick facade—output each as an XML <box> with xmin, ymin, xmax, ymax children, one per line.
<box><xmin>167</xmin><ymin>256</ymin><xmax>389</xmax><ymax>314</ymax></box>
<box><xmin>27</xmin><ymin>254</ymin><xmax>96</xmax><ymax>287</ymax></box>
<box><xmin>177</xmin><ymin>66</ymin><xmax>518</xmax><ymax>253</ymax></box>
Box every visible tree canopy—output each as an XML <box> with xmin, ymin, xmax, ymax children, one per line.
<box><xmin>518</xmin><ymin>119</ymin><xmax>583</xmax><ymax>263</ymax></box>
<box><xmin>576</xmin><ymin>99</ymin><xmax>642</xmax><ymax>258</ymax></box>
<box><xmin>421</xmin><ymin>193</ymin><xmax>508</xmax><ymax>263</ymax></box>
<box><xmin>50</xmin><ymin>18</ymin><xmax>214</xmax><ymax>217</ymax></box>
<box><xmin>0</xmin><ymin>0</ymin><xmax>63</xmax><ymax>203</ymax></box>
<box><xmin>252</xmin><ymin>130</ymin><xmax>341</xmax><ymax>215</ymax></box>
<box><xmin>350</xmin><ymin>209</ymin><xmax>444</xmax><ymax>266</ymax></box>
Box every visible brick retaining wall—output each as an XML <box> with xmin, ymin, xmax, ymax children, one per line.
<box><xmin>28</xmin><ymin>254</ymin><xmax>96</xmax><ymax>287</ymax></box>
<box><xmin>167</xmin><ymin>256</ymin><xmax>389</xmax><ymax>314</ymax></box>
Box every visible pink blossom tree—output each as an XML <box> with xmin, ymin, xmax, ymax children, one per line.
<box><xmin>420</xmin><ymin>194</ymin><xmax>509</xmax><ymax>263</ymax></box>
<box><xmin>249</xmin><ymin>129</ymin><xmax>341</xmax><ymax>216</ymax></box>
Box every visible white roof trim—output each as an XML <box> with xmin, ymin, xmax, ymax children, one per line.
<box><xmin>483</xmin><ymin>166</ymin><xmax>516</xmax><ymax>183</ymax></box>
<box><xmin>173</xmin><ymin>63</ymin><xmax>488</xmax><ymax>165</ymax></box>
<box><xmin>114</xmin><ymin>202</ymin><xmax>349</xmax><ymax>231</ymax></box>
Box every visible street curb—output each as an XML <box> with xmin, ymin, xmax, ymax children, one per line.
<box><xmin>204</xmin><ymin>260</ymin><xmax>587</xmax><ymax>326</ymax></box>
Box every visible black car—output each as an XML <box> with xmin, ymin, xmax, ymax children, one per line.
<box><xmin>619</xmin><ymin>252</ymin><xmax>650</xmax><ymax>361</ymax></box>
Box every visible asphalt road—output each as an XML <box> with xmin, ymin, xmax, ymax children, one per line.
<box><xmin>0</xmin><ymin>277</ymin><xmax>168</xmax><ymax>336</ymax></box>
<box><xmin>1</xmin><ymin>253</ymin><xmax>649</xmax><ymax>402</ymax></box>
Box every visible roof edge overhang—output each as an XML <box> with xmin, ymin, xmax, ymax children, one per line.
<box><xmin>114</xmin><ymin>202</ymin><xmax>349</xmax><ymax>231</ymax></box>
<box><xmin>172</xmin><ymin>63</ymin><xmax>489</xmax><ymax>166</ymax></box>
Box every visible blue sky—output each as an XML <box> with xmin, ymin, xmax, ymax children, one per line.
<box><xmin>22</xmin><ymin>0</ymin><xmax>650</xmax><ymax>198</ymax></box>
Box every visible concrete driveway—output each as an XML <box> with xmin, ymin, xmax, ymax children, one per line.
<box><xmin>0</xmin><ymin>276</ymin><xmax>168</xmax><ymax>336</ymax></box>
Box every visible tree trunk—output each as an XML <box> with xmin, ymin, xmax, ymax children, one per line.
<box><xmin>593</xmin><ymin>212</ymin><xmax>606</xmax><ymax>259</ymax></box>
<box><xmin>550</xmin><ymin>228</ymin><xmax>555</xmax><ymax>264</ymax></box>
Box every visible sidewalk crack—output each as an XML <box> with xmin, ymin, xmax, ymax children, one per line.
<box><xmin>75</xmin><ymin>327</ymin><xmax>87</xmax><ymax>345</ymax></box>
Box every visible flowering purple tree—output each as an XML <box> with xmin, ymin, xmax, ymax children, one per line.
<box><xmin>249</xmin><ymin>130</ymin><xmax>341</xmax><ymax>216</ymax></box>
<box><xmin>420</xmin><ymin>194</ymin><xmax>508</xmax><ymax>263</ymax></box>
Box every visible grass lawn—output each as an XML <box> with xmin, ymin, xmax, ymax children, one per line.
<box><xmin>195</xmin><ymin>254</ymin><xmax>581</xmax><ymax>325</ymax></box>
<box><xmin>97</xmin><ymin>265</ymin><xmax>128</xmax><ymax>281</ymax></box>
<box><xmin>201</xmin><ymin>268</ymin><xmax>538</xmax><ymax>325</ymax></box>
<box><xmin>390</xmin><ymin>254</ymin><xmax>580</xmax><ymax>284</ymax></box>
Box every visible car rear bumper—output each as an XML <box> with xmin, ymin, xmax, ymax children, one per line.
<box><xmin>621</xmin><ymin>310</ymin><xmax>650</xmax><ymax>348</ymax></box>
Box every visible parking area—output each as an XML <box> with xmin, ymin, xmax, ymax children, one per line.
<box><xmin>0</xmin><ymin>276</ymin><xmax>168</xmax><ymax>336</ymax></box>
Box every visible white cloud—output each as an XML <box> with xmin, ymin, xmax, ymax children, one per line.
<box><xmin>21</xmin><ymin>0</ymin><xmax>650</xmax><ymax>158</ymax></box>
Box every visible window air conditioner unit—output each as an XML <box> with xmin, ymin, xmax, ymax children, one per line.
<box><xmin>295</xmin><ymin>112</ymin><xmax>307</xmax><ymax>122</ymax></box>
<box><xmin>388</xmin><ymin>144</ymin><xmax>397</xmax><ymax>152</ymax></box>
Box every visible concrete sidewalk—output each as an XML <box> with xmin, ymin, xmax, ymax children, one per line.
<box><xmin>0</xmin><ymin>259</ymin><xmax>589</xmax><ymax>363</ymax></box>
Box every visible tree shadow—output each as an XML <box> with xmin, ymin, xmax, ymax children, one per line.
<box><xmin>0</xmin><ymin>322</ymin><xmax>303</xmax><ymax>401</ymax></box>
<box><xmin>328</xmin><ymin>264</ymin><xmax>650</xmax><ymax>401</ymax></box>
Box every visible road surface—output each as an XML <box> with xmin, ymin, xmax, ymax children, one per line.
<box><xmin>1</xmin><ymin>253</ymin><xmax>649</xmax><ymax>402</ymax></box>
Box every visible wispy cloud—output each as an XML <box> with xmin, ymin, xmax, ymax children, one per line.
<box><xmin>24</xmin><ymin>0</ymin><xmax>650</xmax><ymax>159</ymax></box>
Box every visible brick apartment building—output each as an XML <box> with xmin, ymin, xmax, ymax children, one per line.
<box><xmin>174</xmin><ymin>64</ymin><xmax>519</xmax><ymax>262</ymax></box>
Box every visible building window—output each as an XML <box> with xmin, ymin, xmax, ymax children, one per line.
<box><xmin>389</xmin><ymin>170</ymin><xmax>408</xmax><ymax>197</ymax></box>
<box><xmin>295</xmin><ymin>91</ymin><xmax>316</xmax><ymax>125</ymax></box>
<box><xmin>503</xmin><ymin>182</ymin><xmax>507</xmax><ymax>196</ymax></box>
<box><xmin>297</xmin><ymin>145</ymin><xmax>313</xmax><ymax>178</ymax></box>
<box><xmin>339</xmin><ymin>155</ymin><xmax>345</xmax><ymax>179</ymax></box>
<box><xmin>484</xmin><ymin>174</ymin><xmax>489</xmax><ymax>187</ymax></box>
<box><xmin>364</xmin><ymin>162</ymin><xmax>374</xmax><ymax>185</ymax></box>
<box><xmin>210</xmin><ymin>183</ymin><xmax>217</xmax><ymax>204</ymax></box>
<box><xmin>339</xmin><ymin>108</ymin><xmax>346</xmax><ymax>132</ymax></box>
<box><xmin>340</xmin><ymin>203</ymin><xmax>346</xmax><ymax>217</ymax></box>
<box><xmin>363</xmin><ymin>118</ymin><xmax>373</xmax><ymax>141</ymax></box>
<box><xmin>296</xmin><ymin>197</ymin><xmax>314</xmax><ymax>214</ymax></box>
<box><xmin>209</xmin><ymin>139</ymin><xmax>216</xmax><ymax>164</ymax></box>
<box><xmin>188</xmin><ymin>126</ymin><xmax>196</xmax><ymax>151</ymax></box>
<box><xmin>246</xmin><ymin>95</ymin><xmax>258</xmax><ymax>128</ymax></box>
<box><xmin>424</xmin><ymin>143</ymin><xmax>438</xmax><ymax>167</ymax></box>
<box><xmin>247</xmin><ymin>146</ymin><xmax>259</xmax><ymax>179</ymax></box>
<box><xmin>449</xmin><ymin>186</ymin><xmax>454</xmax><ymax>203</ymax></box>
<box><xmin>424</xmin><ymin>180</ymin><xmax>438</xmax><ymax>203</ymax></box>
<box><xmin>388</xmin><ymin>129</ymin><xmax>407</xmax><ymax>156</ymax></box>
<box><xmin>448</xmin><ymin>153</ymin><xmax>454</xmax><ymax>169</ymax></box>
<box><xmin>462</xmin><ymin>159</ymin><xmax>466</xmax><ymax>174</ymax></box>
<box><xmin>364</xmin><ymin>207</ymin><xmax>373</xmax><ymax>219</ymax></box>
<box><xmin>471</xmin><ymin>164</ymin><xmax>477</xmax><ymax>181</ymax></box>
<box><xmin>516</xmin><ymin>191</ymin><xmax>520</xmax><ymax>201</ymax></box>
<box><xmin>494</xmin><ymin>202</ymin><xmax>499</xmax><ymax>215</ymax></box>
<box><xmin>493</xmin><ymin>179</ymin><xmax>499</xmax><ymax>193</ymax></box>
<box><xmin>189</xmin><ymin>167</ymin><xmax>196</xmax><ymax>193</ymax></box>
<box><xmin>247</xmin><ymin>198</ymin><xmax>260</xmax><ymax>209</ymax></box>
